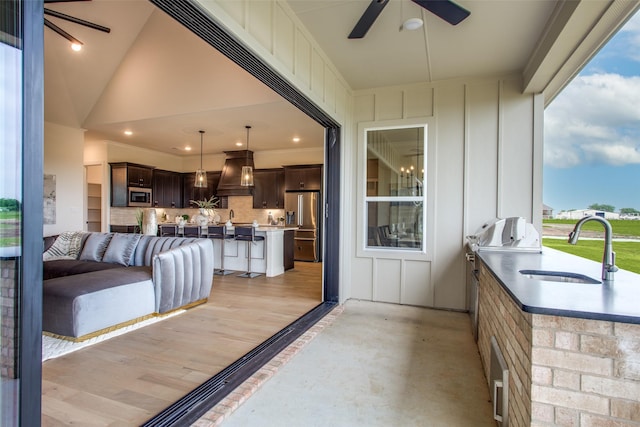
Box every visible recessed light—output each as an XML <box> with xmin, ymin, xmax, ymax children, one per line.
<box><xmin>123</xmin><ymin>130</ymin><xmax>133</xmax><ymax>136</ymax></box>
<box><xmin>235</xmin><ymin>142</ymin><xmax>243</xmax><ymax>147</ymax></box>
<box><xmin>71</xmin><ymin>43</ymin><xmax>82</xmax><ymax>52</ymax></box>
<box><xmin>292</xmin><ymin>137</ymin><xmax>300</xmax><ymax>143</ymax></box>
<box><xmin>401</xmin><ymin>18</ymin><xmax>423</xmax><ymax>31</ymax></box>
<box><xmin>185</xmin><ymin>146</ymin><xmax>192</xmax><ymax>151</ymax></box>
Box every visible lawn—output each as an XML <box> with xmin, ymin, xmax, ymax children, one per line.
<box><xmin>0</xmin><ymin>210</ymin><xmax>20</xmax><ymax>247</ymax></box>
<box><xmin>543</xmin><ymin>218</ymin><xmax>640</xmax><ymax>237</ymax></box>
<box><xmin>542</xmin><ymin>238</ymin><xmax>640</xmax><ymax>275</ymax></box>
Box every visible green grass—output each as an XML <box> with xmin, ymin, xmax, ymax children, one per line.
<box><xmin>543</xmin><ymin>219</ymin><xmax>640</xmax><ymax>237</ymax></box>
<box><xmin>0</xmin><ymin>211</ymin><xmax>20</xmax><ymax>220</ymax></box>
<box><xmin>0</xmin><ymin>237</ymin><xmax>20</xmax><ymax>246</ymax></box>
<box><xmin>543</xmin><ymin>238</ymin><xmax>640</xmax><ymax>275</ymax></box>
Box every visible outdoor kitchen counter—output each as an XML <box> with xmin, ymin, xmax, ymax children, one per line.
<box><xmin>477</xmin><ymin>247</ymin><xmax>640</xmax><ymax>325</ymax></box>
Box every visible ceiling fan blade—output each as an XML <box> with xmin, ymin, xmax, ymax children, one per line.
<box><xmin>412</xmin><ymin>0</ymin><xmax>470</xmax><ymax>25</ymax></box>
<box><xmin>44</xmin><ymin>8</ymin><xmax>110</xmax><ymax>33</ymax></box>
<box><xmin>44</xmin><ymin>17</ymin><xmax>83</xmax><ymax>46</ymax></box>
<box><xmin>348</xmin><ymin>0</ymin><xmax>389</xmax><ymax>39</ymax></box>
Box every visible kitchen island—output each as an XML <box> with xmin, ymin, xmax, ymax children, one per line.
<box><xmin>214</xmin><ymin>225</ymin><xmax>298</xmax><ymax>277</ymax></box>
<box><xmin>475</xmin><ymin>247</ymin><xmax>640</xmax><ymax>427</ymax></box>
<box><xmin>154</xmin><ymin>223</ymin><xmax>298</xmax><ymax>277</ymax></box>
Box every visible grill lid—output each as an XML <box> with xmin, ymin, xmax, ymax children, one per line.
<box><xmin>467</xmin><ymin>217</ymin><xmax>541</xmax><ymax>252</ymax></box>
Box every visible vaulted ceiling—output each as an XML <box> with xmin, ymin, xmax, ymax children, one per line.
<box><xmin>44</xmin><ymin>0</ymin><xmax>639</xmax><ymax>156</ymax></box>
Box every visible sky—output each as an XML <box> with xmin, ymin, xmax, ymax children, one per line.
<box><xmin>544</xmin><ymin>11</ymin><xmax>640</xmax><ymax>213</ymax></box>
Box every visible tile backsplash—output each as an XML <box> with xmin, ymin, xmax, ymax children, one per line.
<box><xmin>110</xmin><ymin>196</ymin><xmax>285</xmax><ymax>227</ymax></box>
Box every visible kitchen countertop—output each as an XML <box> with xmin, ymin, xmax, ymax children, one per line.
<box><xmin>477</xmin><ymin>247</ymin><xmax>640</xmax><ymax>325</ymax></box>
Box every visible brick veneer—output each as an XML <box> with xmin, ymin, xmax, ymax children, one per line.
<box><xmin>478</xmin><ymin>260</ymin><xmax>640</xmax><ymax>427</ymax></box>
<box><xmin>478</xmin><ymin>261</ymin><xmax>533</xmax><ymax>426</ymax></box>
<box><xmin>0</xmin><ymin>258</ymin><xmax>18</xmax><ymax>380</ymax></box>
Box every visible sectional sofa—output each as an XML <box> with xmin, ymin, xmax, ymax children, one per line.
<box><xmin>43</xmin><ymin>231</ymin><xmax>214</xmax><ymax>340</ymax></box>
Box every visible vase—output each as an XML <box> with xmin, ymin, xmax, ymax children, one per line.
<box><xmin>143</xmin><ymin>208</ymin><xmax>157</xmax><ymax>235</ymax></box>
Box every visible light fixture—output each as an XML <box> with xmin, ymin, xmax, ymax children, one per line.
<box><xmin>401</xmin><ymin>17</ymin><xmax>424</xmax><ymax>31</ymax></box>
<box><xmin>241</xmin><ymin>125</ymin><xmax>254</xmax><ymax>186</ymax></box>
<box><xmin>195</xmin><ymin>130</ymin><xmax>207</xmax><ymax>188</ymax></box>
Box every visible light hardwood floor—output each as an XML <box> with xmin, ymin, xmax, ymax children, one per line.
<box><xmin>41</xmin><ymin>262</ymin><xmax>323</xmax><ymax>426</ymax></box>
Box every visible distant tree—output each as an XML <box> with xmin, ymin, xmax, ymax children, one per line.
<box><xmin>620</xmin><ymin>208</ymin><xmax>640</xmax><ymax>214</ymax></box>
<box><xmin>588</xmin><ymin>203</ymin><xmax>615</xmax><ymax>212</ymax></box>
<box><xmin>0</xmin><ymin>198</ymin><xmax>21</xmax><ymax>211</ymax></box>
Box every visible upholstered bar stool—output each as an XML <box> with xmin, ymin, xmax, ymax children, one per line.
<box><xmin>234</xmin><ymin>226</ymin><xmax>265</xmax><ymax>278</ymax></box>
<box><xmin>207</xmin><ymin>225</ymin><xmax>234</xmax><ymax>275</ymax></box>
<box><xmin>159</xmin><ymin>224</ymin><xmax>178</xmax><ymax>236</ymax></box>
<box><xmin>182</xmin><ymin>225</ymin><xmax>201</xmax><ymax>238</ymax></box>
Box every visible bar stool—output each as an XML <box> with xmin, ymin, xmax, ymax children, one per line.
<box><xmin>182</xmin><ymin>225</ymin><xmax>201</xmax><ymax>238</ymax></box>
<box><xmin>159</xmin><ymin>224</ymin><xmax>178</xmax><ymax>236</ymax></box>
<box><xmin>234</xmin><ymin>226</ymin><xmax>265</xmax><ymax>278</ymax></box>
<box><xmin>207</xmin><ymin>225</ymin><xmax>234</xmax><ymax>275</ymax></box>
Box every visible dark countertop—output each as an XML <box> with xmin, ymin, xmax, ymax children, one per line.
<box><xmin>477</xmin><ymin>247</ymin><xmax>640</xmax><ymax>325</ymax></box>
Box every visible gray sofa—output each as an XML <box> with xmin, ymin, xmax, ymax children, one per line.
<box><xmin>43</xmin><ymin>232</ymin><xmax>214</xmax><ymax>340</ymax></box>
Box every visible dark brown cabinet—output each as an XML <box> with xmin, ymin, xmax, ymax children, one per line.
<box><xmin>153</xmin><ymin>169</ymin><xmax>183</xmax><ymax>208</ymax></box>
<box><xmin>110</xmin><ymin>225</ymin><xmax>140</xmax><ymax>233</ymax></box>
<box><xmin>125</xmin><ymin>164</ymin><xmax>153</xmax><ymax>188</ymax></box>
<box><xmin>284</xmin><ymin>165</ymin><xmax>322</xmax><ymax>191</ymax></box>
<box><xmin>284</xmin><ymin>229</ymin><xmax>295</xmax><ymax>270</ymax></box>
<box><xmin>253</xmin><ymin>168</ymin><xmax>284</xmax><ymax>209</ymax></box>
<box><xmin>182</xmin><ymin>171</ymin><xmax>224</xmax><ymax>208</ymax></box>
<box><xmin>110</xmin><ymin>162</ymin><xmax>154</xmax><ymax>207</ymax></box>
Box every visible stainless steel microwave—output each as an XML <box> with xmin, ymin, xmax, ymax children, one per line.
<box><xmin>128</xmin><ymin>187</ymin><xmax>152</xmax><ymax>207</ymax></box>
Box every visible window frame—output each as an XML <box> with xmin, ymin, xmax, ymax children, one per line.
<box><xmin>357</xmin><ymin>118</ymin><xmax>435</xmax><ymax>261</ymax></box>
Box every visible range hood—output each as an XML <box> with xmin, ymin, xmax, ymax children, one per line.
<box><xmin>216</xmin><ymin>150</ymin><xmax>255</xmax><ymax>197</ymax></box>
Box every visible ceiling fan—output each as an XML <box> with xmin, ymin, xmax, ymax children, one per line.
<box><xmin>44</xmin><ymin>0</ymin><xmax>110</xmax><ymax>51</ymax></box>
<box><xmin>348</xmin><ymin>0</ymin><xmax>470</xmax><ymax>39</ymax></box>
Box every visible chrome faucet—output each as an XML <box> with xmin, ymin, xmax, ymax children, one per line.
<box><xmin>568</xmin><ymin>216</ymin><xmax>618</xmax><ymax>281</ymax></box>
<box><xmin>229</xmin><ymin>209</ymin><xmax>235</xmax><ymax>222</ymax></box>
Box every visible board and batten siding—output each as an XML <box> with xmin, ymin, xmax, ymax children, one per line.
<box><xmin>352</xmin><ymin>78</ymin><xmax>540</xmax><ymax>311</ymax></box>
<box><xmin>193</xmin><ymin>0</ymin><xmax>543</xmax><ymax>310</ymax></box>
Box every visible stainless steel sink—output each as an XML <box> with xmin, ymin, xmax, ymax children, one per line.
<box><xmin>519</xmin><ymin>269</ymin><xmax>601</xmax><ymax>284</ymax></box>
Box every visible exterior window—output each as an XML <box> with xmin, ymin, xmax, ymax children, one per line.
<box><xmin>366</xmin><ymin>127</ymin><xmax>425</xmax><ymax>250</ymax></box>
<box><xmin>1</xmin><ymin>1</ymin><xmax>23</xmax><ymax>424</ymax></box>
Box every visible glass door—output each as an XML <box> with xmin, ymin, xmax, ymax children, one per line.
<box><xmin>1</xmin><ymin>1</ymin><xmax>44</xmax><ymax>425</ymax></box>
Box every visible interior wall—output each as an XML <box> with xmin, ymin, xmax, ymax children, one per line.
<box><xmin>44</xmin><ymin>122</ymin><xmax>85</xmax><ymax>236</ymax></box>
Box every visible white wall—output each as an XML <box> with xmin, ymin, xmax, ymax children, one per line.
<box><xmin>44</xmin><ymin>122</ymin><xmax>85</xmax><ymax>236</ymax></box>
<box><xmin>194</xmin><ymin>0</ymin><xmax>543</xmax><ymax>311</ymax></box>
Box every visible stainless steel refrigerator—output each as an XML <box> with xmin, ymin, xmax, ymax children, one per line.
<box><xmin>285</xmin><ymin>191</ymin><xmax>321</xmax><ymax>262</ymax></box>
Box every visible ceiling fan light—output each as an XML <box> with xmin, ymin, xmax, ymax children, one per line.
<box><xmin>402</xmin><ymin>17</ymin><xmax>423</xmax><ymax>31</ymax></box>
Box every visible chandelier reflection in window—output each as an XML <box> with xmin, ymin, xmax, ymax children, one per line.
<box><xmin>398</xmin><ymin>128</ymin><xmax>423</xmax><ymax>196</ymax></box>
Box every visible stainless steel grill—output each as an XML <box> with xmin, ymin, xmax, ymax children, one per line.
<box><xmin>465</xmin><ymin>217</ymin><xmax>540</xmax><ymax>341</ymax></box>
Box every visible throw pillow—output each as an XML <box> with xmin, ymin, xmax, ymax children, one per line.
<box><xmin>102</xmin><ymin>233</ymin><xmax>142</xmax><ymax>266</ymax></box>
<box><xmin>43</xmin><ymin>231</ymin><xmax>86</xmax><ymax>261</ymax></box>
<box><xmin>78</xmin><ymin>233</ymin><xmax>113</xmax><ymax>262</ymax></box>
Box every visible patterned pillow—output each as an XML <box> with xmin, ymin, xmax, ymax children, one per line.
<box><xmin>78</xmin><ymin>233</ymin><xmax>113</xmax><ymax>262</ymax></box>
<box><xmin>43</xmin><ymin>231</ymin><xmax>86</xmax><ymax>261</ymax></box>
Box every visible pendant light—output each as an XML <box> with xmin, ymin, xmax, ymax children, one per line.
<box><xmin>195</xmin><ymin>130</ymin><xmax>207</xmax><ymax>188</ymax></box>
<box><xmin>241</xmin><ymin>125</ymin><xmax>254</xmax><ymax>186</ymax></box>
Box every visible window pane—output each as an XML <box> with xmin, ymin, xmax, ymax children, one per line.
<box><xmin>367</xmin><ymin>127</ymin><xmax>424</xmax><ymax>197</ymax></box>
<box><xmin>366</xmin><ymin>201</ymin><xmax>423</xmax><ymax>250</ymax></box>
<box><xmin>1</xmin><ymin>1</ymin><xmax>23</xmax><ymax>424</ymax></box>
